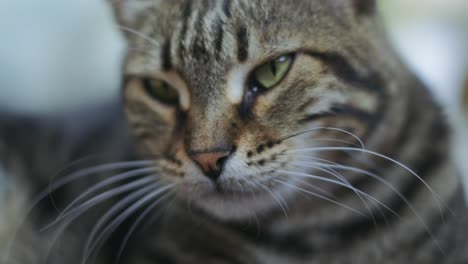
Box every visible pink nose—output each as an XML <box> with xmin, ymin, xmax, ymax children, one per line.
<box><xmin>191</xmin><ymin>151</ymin><xmax>230</xmax><ymax>181</ymax></box>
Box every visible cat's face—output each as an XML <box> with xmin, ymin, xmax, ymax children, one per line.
<box><xmin>112</xmin><ymin>0</ymin><xmax>387</xmax><ymax>220</ymax></box>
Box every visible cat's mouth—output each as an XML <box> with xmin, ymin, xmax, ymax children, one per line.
<box><xmin>178</xmin><ymin>178</ymin><xmax>287</xmax><ymax>220</ymax></box>
<box><xmin>211</xmin><ymin>182</ymin><xmax>259</xmax><ymax>197</ymax></box>
<box><xmin>180</xmin><ymin>179</ymin><xmax>264</xmax><ymax>201</ymax></box>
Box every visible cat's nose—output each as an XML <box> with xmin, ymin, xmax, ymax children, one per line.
<box><xmin>190</xmin><ymin>151</ymin><xmax>231</xmax><ymax>181</ymax></box>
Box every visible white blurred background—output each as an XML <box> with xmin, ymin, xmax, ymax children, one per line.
<box><xmin>0</xmin><ymin>0</ymin><xmax>124</xmax><ymax>113</ymax></box>
<box><xmin>0</xmin><ymin>0</ymin><xmax>467</xmax><ymax>185</ymax></box>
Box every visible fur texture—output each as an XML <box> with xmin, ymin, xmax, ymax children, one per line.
<box><xmin>1</xmin><ymin>0</ymin><xmax>467</xmax><ymax>263</ymax></box>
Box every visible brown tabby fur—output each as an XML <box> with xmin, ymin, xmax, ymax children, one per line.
<box><xmin>1</xmin><ymin>1</ymin><xmax>467</xmax><ymax>263</ymax></box>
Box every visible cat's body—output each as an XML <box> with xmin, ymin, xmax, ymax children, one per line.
<box><xmin>1</xmin><ymin>0</ymin><xmax>468</xmax><ymax>263</ymax></box>
<box><xmin>0</xmin><ymin>104</ymin><xmax>134</xmax><ymax>264</ymax></box>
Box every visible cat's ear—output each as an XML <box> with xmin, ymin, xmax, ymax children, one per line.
<box><xmin>107</xmin><ymin>0</ymin><xmax>154</xmax><ymax>25</ymax></box>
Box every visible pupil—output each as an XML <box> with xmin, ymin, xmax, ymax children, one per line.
<box><xmin>270</xmin><ymin>62</ymin><xmax>278</xmax><ymax>76</ymax></box>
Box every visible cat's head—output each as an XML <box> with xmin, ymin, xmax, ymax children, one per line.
<box><xmin>109</xmin><ymin>0</ymin><xmax>394</xmax><ymax>220</ymax></box>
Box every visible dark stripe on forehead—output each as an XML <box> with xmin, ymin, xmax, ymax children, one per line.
<box><xmin>162</xmin><ymin>38</ymin><xmax>173</xmax><ymax>71</ymax></box>
<box><xmin>190</xmin><ymin>0</ymin><xmax>213</xmax><ymax>58</ymax></box>
<box><xmin>182</xmin><ymin>0</ymin><xmax>192</xmax><ymax>19</ymax></box>
<box><xmin>178</xmin><ymin>0</ymin><xmax>193</xmax><ymax>61</ymax></box>
<box><xmin>214</xmin><ymin>19</ymin><xmax>224</xmax><ymax>59</ymax></box>
<box><xmin>236</xmin><ymin>26</ymin><xmax>249</xmax><ymax>62</ymax></box>
<box><xmin>222</xmin><ymin>0</ymin><xmax>232</xmax><ymax>18</ymax></box>
<box><xmin>196</xmin><ymin>0</ymin><xmax>214</xmax><ymax>30</ymax></box>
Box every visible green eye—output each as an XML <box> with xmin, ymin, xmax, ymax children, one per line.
<box><xmin>142</xmin><ymin>78</ymin><xmax>179</xmax><ymax>105</ymax></box>
<box><xmin>252</xmin><ymin>54</ymin><xmax>294</xmax><ymax>89</ymax></box>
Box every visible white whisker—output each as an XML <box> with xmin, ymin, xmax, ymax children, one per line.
<box><xmin>289</xmin><ymin>161</ymin><xmax>377</xmax><ymax>225</ymax></box>
<box><xmin>257</xmin><ymin>182</ymin><xmax>289</xmax><ymax>217</ymax></box>
<box><xmin>80</xmin><ymin>181</ymin><xmax>162</xmax><ymax>263</ymax></box>
<box><xmin>118</xmin><ymin>25</ymin><xmax>160</xmax><ymax>47</ymax></box>
<box><xmin>58</xmin><ymin>167</ymin><xmax>159</xmax><ymax>217</ymax></box>
<box><xmin>277</xmin><ymin>169</ymin><xmax>398</xmax><ymax>217</ymax></box>
<box><xmin>279</xmin><ymin>127</ymin><xmax>365</xmax><ymax>149</ymax></box>
<box><xmin>288</xmin><ymin>147</ymin><xmax>446</xmax><ymax>213</ymax></box>
<box><xmin>114</xmin><ymin>192</ymin><xmax>174</xmax><ymax>264</ymax></box>
<box><xmin>42</xmin><ymin>177</ymin><xmax>155</xmax><ymax>231</ymax></box>
<box><xmin>286</xmin><ymin>158</ymin><xmax>443</xmax><ymax>252</ymax></box>
<box><xmin>2</xmin><ymin>160</ymin><xmax>155</xmax><ymax>263</ymax></box>
<box><xmin>82</xmin><ymin>184</ymin><xmax>174</xmax><ymax>264</ymax></box>
<box><xmin>273</xmin><ymin>179</ymin><xmax>367</xmax><ymax>217</ymax></box>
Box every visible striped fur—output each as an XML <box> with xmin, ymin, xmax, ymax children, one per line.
<box><xmin>1</xmin><ymin>0</ymin><xmax>467</xmax><ymax>263</ymax></box>
<box><xmin>115</xmin><ymin>0</ymin><xmax>468</xmax><ymax>263</ymax></box>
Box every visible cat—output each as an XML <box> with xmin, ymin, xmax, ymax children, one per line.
<box><xmin>1</xmin><ymin>0</ymin><xmax>468</xmax><ymax>263</ymax></box>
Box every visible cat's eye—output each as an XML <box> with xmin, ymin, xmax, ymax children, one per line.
<box><xmin>142</xmin><ymin>78</ymin><xmax>179</xmax><ymax>105</ymax></box>
<box><xmin>251</xmin><ymin>55</ymin><xmax>294</xmax><ymax>90</ymax></box>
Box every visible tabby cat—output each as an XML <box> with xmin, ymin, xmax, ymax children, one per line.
<box><xmin>1</xmin><ymin>0</ymin><xmax>468</xmax><ymax>263</ymax></box>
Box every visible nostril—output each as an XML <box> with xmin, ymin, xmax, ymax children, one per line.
<box><xmin>190</xmin><ymin>151</ymin><xmax>232</xmax><ymax>181</ymax></box>
<box><xmin>216</xmin><ymin>156</ymin><xmax>229</xmax><ymax>170</ymax></box>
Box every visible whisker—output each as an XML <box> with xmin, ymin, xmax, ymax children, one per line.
<box><xmin>286</xmin><ymin>159</ymin><xmax>444</xmax><ymax>252</ymax></box>
<box><xmin>276</xmin><ymin>169</ymin><xmax>398</xmax><ymax>217</ymax></box>
<box><xmin>2</xmin><ymin>160</ymin><xmax>155</xmax><ymax>263</ymax></box>
<box><xmin>318</xmin><ymin>163</ymin><xmax>442</xmax><ymax>236</ymax></box>
<box><xmin>309</xmin><ymin>138</ymin><xmax>362</xmax><ymax>147</ymax></box>
<box><xmin>227</xmin><ymin>163</ymin><xmax>248</xmax><ymax>194</ymax></box>
<box><xmin>281</xmin><ymin>154</ymin><xmax>345</xmax><ymax>165</ymax></box>
<box><xmin>58</xmin><ymin>167</ymin><xmax>159</xmax><ymax>217</ymax></box>
<box><xmin>46</xmin><ymin>160</ymin><xmax>155</xmax><ymax>216</ymax></box>
<box><xmin>42</xmin><ymin>177</ymin><xmax>156</xmax><ymax>231</ymax></box>
<box><xmin>234</xmin><ymin>173</ymin><xmax>265</xmax><ymax>231</ymax></box>
<box><xmin>78</xmin><ymin>181</ymin><xmax>162</xmax><ymax>261</ymax></box>
<box><xmin>114</xmin><ymin>192</ymin><xmax>174</xmax><ymax>264</ymax></box>
<box><xmin>82</xmin><ymin>184</ymin><xmax>175</xmax><ymax>264</ymax></box>
<box><xmin>291</xmin><ymin>178</ymin><xmax>337</xmax><ymax>199</ymax></box>
<box><xmin>126</xmin><ymin>47</ymin><xmax>158</xmax><ymax>58</ymax></box>
<box><xmin>44</xmin><ymin>180</ymin><xmax>161</xmax><ymax>263</ymax></box>
<box><xmin>287</xmin><ymin>147</ymin><xmax>447</xmax><ymax>213</ymax></box>
<box><xmin>290</xmin><ymin>163</ymin><xmax>400</xmax><ymax>222</ymax></box>
<box><xmin>118</xmin><ymin>25</ymin><xmax>159</xmax><ymax>47</ymax></box>
<box><xmin>314</xmin><ymin>163</ymin><xmax>412</xmax><ymax>208</ymax></box>
<box><xmin>273</xmin><ymin>179</ymin><xmax>367</xmax><ymax>217</ymax></box>
<box><xmin>45</xmin><ymin>160</ymin><xmax>155</xmax><ymax>210</ymax></box>
<box><xmin>290</xmin><ymin>161</ymin><xmax>377</xmax><ymax>225</ymax></box>
<box><xmin>277</xmin><ymin>127</ymin><xmax>365</xmax><ymax>149</ymax></box>
<box><xmin>256</xmin><ymin>182</ymin><xmax>289</xmax><ymax>217</ymax></box>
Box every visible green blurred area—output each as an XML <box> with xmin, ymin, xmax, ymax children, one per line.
<box><xmin>381</xmin><ymin>0</ymin><xmax>468</xmax><ymax>22</ymax></box>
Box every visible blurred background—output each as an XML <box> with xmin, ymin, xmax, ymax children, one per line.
<box><xmin>0</xmin><ymin>1</ymin><xmax>467</xmax><ymax>185</ymax></box>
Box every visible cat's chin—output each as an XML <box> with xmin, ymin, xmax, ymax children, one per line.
<box><xmin>181</xmin><ymin>182</ymin><xmax>291</xmax><ymax>221</ymax></box>
<box><xmin>193</xmin><ymin>193</ymin><xmax>275</xmax><ymax>221</ymax></box>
